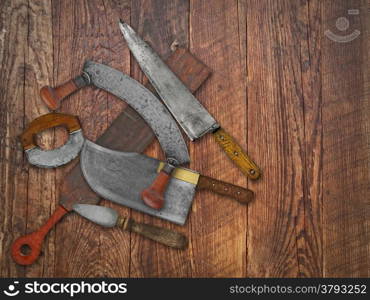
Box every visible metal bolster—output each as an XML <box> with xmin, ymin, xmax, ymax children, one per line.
<box><xmin>162</xmin><ymin>163</ymin><xmax>176</xmax><ymax>174</ymax></box>
<box><xmin>74</xmin><ymin>72</ymin><xmax>91</xmax><ymax>88</ymax></box>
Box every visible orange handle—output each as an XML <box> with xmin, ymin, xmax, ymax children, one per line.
<box><xmin>11</xmin><ymin>205</ymin><xmax>68</xmax><ymax>265</ymax></box>
<box><xmin>40</xmin><ymin>74</ymin><xmax>89</xmax><ymax>110</ymax></box>
<box><xmin>141</xmin><ymin>170</ymin><xmax>172</xmax><ymax>210</ymax></box>
<box><xmin>20</xmin><ymin>113</ymin><xmax>81</xmax><ymax>150</ymax></box>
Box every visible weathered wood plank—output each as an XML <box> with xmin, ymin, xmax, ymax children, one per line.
<box><xmin>91</xmin><ymin>0</ymin><xmax>132</xmax><ymax>278</ymax></box>
<box><xmin>52</xmin><ymin>0</ymin><xmax>130</xmax><ymax>277</ymax></box>
<box><xmin>297</xmin><ymin>0</ymin><xmax>324</xmax><ymax>277</ymax></box>
<box><xmin>246</xmin><ymin>0</ymin><xmax>308</xmax><ymax>277</ymax></box>
<box><xmin>321</xmin><ymin>0</ymin><xmax>369</xmax><ymax>277</ymax></box>
<box><xmin>23</xmin><ymin>0</ymin><xmax>55</xmax><ymax>277</ymax></box>
<box><xmin>189</xmin><ymin>0</ymin><xmax>247</xmax><ymax>277</ymax></box>
<box><xmin>129</xmin><ymin>0</ymin><xmax>191</xmax><ymax>278</ymax></box>
<box><xmin>0</xmin><ymin>0</ymin><xmax>29</xmax><ymax>277</ymax></box>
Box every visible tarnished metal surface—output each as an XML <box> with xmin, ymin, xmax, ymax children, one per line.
<box><xmin>83</xmin><ymin>61</ymin><xmax>189</xmax><ymax>165</ymax></box>
<box><xmin>119</xmin><ymin>21</ymin><xmax>219</xmax><ymax>141</ymax></box>
<box><xmin>80</xmin><ymin>140</ymin><xmax>195</xmax><ymax>225</ymax></box>
<box><xmin>73</xmin><ymin>204</ymin><xmax>118</xmax><ymax>228</ymax></box>
<box><xmin>25</xmin><ymin>130</ymin><xmax>84</xmax><ymax>168</ymax></box>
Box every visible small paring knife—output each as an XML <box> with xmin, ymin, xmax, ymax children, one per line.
<box><xmin>73</xmin><ymin>204</ymin><xmax>188</xmax><ymax>249</ymax></box>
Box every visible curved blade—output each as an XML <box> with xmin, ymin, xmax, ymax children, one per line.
<box><xmin>25</xmin><ymin>130</ymin><xmax>84</xmax><ymax>168</ymax></box>
<box><xmin>119</xmin><ymin>21</ymin><xmax>219</xmax><ymax>141</ymax></box>
<box><xmin>80</xmin><ymin>140</ymin><xmax>195</xmax><ymax>225</ymax></box>
<box><xmin>73</xmin><ymin>204</ymin><xmax>118</xmax><ymax>227</ymax></box>
<box><xmin>83</xmin><ymin>61</ymin><xmax>189</xmax><ymax>165</ymax></box>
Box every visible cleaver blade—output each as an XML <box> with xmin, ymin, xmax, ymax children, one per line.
<box><xmin>81</xmin><ymin>140</ymin><xmax>254</xmax><ymax>225</ymax></box>
<box><xmin>81</xmin><ymin>140</ymin><xmax>195</xmax><ymax>225</ymax></box>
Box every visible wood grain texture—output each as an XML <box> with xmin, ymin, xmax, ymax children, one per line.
<box><xmin>189</xmin><ymin>0</ymin><xmax>248</xmax><ymax>277</ymax></box>
<box><xmin>52</xmin><ymin>0</ymin><xmax>132</xmax><ymax>278</ymax></box>
<box><xmin>130</xmin><ymin>0</ymin><xmax>192</xmax><ymax>278</ymax></box>
<box><xmin>23</xmin><ymin>0</ymin><xmax>56</xmax><ymax>278</ymax></box>
<box><xmin>246</xmin><ymin>0</ymin><xmax>317</xmax><ymax>277</ymax></box>
<box><xmin>321</xmin><ymin>0</ymin><xmax>369</xmax><ymax>277</ymax></box>
<box><xmin>0</xmin><ymin>0</ymin><xmax>29</xmax><ymax>277</ymax></box>
<box><xmin>1</xmin><ymin>0</ymin><xmax>369</xmax><ymax>278</ymax></box>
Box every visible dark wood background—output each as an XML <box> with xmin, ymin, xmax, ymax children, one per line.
<box><xmin>0</xmin><ymin>0</ymin><xmax>369</xmax><ymax>277</ymax></box>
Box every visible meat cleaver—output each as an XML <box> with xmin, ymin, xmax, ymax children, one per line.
<box><xmin>11</xmin><ymin>48</ymin><xmax>212</xmax><ymax>265</ymax></box>
<box><xmin>81</xmin><ymin>140</ymin><xmax>254</xmax><ymax>224</ymax></box>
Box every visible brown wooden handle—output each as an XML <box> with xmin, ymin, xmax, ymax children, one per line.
<box><xmin>20</xmin><ymin>113</ymin><xmax>81</xmax><ymax>150</ymax></box>
<box><xmin>118</xmin><ymin>216</ymin><xmax>188</xmax><ymax>249</ymax></box>
<box><xmin>11</xmin><ymin>205</ymin><xmax>68</xmax><ymax>265</ymax></box>
<box><xmin>213</xmin><ymin>127</ymin><xmax>261</xmax><ymax>180</ymax></box>
<box><xmin>141</xmin><ymin>164</ymin><xmax>174</xmax><ymax>210</ymax></box>
<box><xmin>40</xmin><ymin>74</ymin><xmax>89</xmax><ymax>110</ymax></box>
<box><xmin>197</xmin><ymin>175</ymin><xmax>254</xmax><ymax>204</ymax></box>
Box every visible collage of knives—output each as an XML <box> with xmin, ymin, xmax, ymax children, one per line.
<box><xmin>11</xmin><ymin>20</ymin><xmax>261</xmax><ymax>266</ymax></box>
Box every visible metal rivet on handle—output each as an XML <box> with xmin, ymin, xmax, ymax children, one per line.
<box><xmin>249</xmin><ymin>169</ymin><xmax>256</xmax><ymax>175</ymax></box>
<box><xmin>234</xmin><ymin>151</ymin><xmax>238</xmax><ymax>156</ymax></box>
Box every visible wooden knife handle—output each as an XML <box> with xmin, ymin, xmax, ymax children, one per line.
<box><xmin>141</xmin><ymin>163</ymin><xmax>174</xmax><ymax>210</ymax></box>
<box><xmin>40</xmin><ymin>74</ymin><xmax>90</xmax><ymax>110</ymax></box>
<box><xmin>20</xmin><ymin>113</ymin><xmax>81</xmax><ymax>150</ymax></box>
<box><xmin>118</xmin><ymin>216</ymin><xmax>188</xmax><ymax>249</ymax></box>
<box><xmin>11</xmin><ymin>205</ymin><xmax>68</xmax><ymax>265</ymax></box>
<box><xmin>197</xmin><ymin>175</ymin><xmax>254</xmax><ymax>204</ymax></box>
<box><xmin>213</xmin><ymin>127</ymin><xmax>261</xmax><ymax>180</ymax></box>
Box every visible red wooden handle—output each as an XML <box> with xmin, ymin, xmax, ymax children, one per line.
<box><xmin>40</xmin><ymin>74</ymin><xmax>89</xmax><ymax>110</ymax></box>
<box><xmin>141</xmin><ymin>171</ymin><xmax>172</xmax><ymax>210</ymax></box>
<box><xmin>40</xmin><ymin>80</ymin><xmax>78</xmax><ymax>110</ymax></box>
<box><xmin>11</xmin><ymin>205</ymin><xmax>68</xmax><ymax>265</ymax></box>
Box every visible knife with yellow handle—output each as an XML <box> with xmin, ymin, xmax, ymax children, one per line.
<box><xmin>119</xmin><ymin>20</ymin><xmax>261</xmax><ymax>180</ymax></box>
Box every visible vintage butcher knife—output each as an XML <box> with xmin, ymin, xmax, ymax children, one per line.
<box><xmin>81</xmin><ymin>140</ymin><xmax>254</xmax><ymax>225</ymax></box>
<box><xmin>12</xmin><ymin>48</ymin><xmax>211</xmax><ymax>265</ymax></box>
<box><xmin>119</xmin><ymin>20</ymin><xmax>261</xmax><ymax>180</ymax></box>
<box><xmin>73</xmin><ymin>204</ymin><xmax>188</xmax><ymax>249</ymax></box>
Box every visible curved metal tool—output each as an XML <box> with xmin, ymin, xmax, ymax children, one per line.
<box><xmin>20</xmin><ymin>113</ymin><xmax>84</xmax><ymax>168</ymax></box>
<box><xmin>83</xmin><ymin>61</ymin><xmax>190</xmax><ymax>209</ymax></box>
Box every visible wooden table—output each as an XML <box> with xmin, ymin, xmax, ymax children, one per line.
<box><xmin>0</xmin><ymin>0</ymin><xmax>369</xmax><ymax>277</ymax></box>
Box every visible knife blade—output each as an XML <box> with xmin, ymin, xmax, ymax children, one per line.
<box><xmin>119</xmin><ymin>20</ymin><xmax>261</xmax><ymax>180</ymax></box>
<box><xmin>73</xmin><ymin>204</ymin><xmax>188</xmax><ymax>249</ymax></box>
